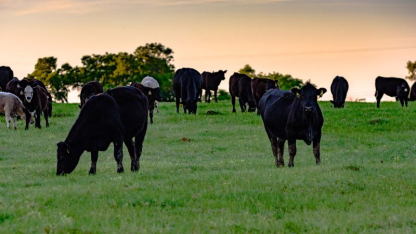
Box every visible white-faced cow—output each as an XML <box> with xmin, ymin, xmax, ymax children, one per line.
<box><xmin>375</xmin><ymin>76</ymin><xmax>410</xmax><ymax>108</ymax></box>
<box><xmin>229</xmin><ymin>72</ymin><xmax>256</xmax><ymax>113</ymax></box>
<box><xmin>18</xmin><ymin>78</ymin><xmax>53</xmax><ymax>117</ymax></box>
<box><xmin>202</xmin><ymin>70</ymin><xmax>227</xmax><ymax>103</ymax></box>
<box><xmin>258</xmin><ymin>83</ymin><xmax>327</xmax><ymax>167</ymax></box>
<box><xmin>130</xmin><ymin>76</ymin><xmax>161</xmax><ymax>124</ymax></box>
<box><xmin>79</xmin><ymin>81</ymin><xmax>103</xmax><ymax>109</ymax></box>
<box><xmin>56</xmin><ymin>86</ymin><xmax>148</xmax><ymax>175</ymax></box>
<box><xmin>173</xmin><ymin>68</ymin><xmax>203</xmax><ymax>114</ymax></box>
<box><xmin>0</xmin><ymin>92</ymin><xmax>28</xmax><ymax>129</ymax></box>
<box><xmin>330</xmin><ymin>76</ymin><xmax>349</xmax><ymax>108</ymax></box>
<box><xmin>23</xmin><ymin>85</ymin><xmax>49</xmax><ymax>130</ymax></box>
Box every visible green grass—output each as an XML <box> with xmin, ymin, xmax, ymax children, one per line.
<box><xmin>1</xmin><ymin>100</ymin><xmax>415</xmax><ymax>233</ymax></box>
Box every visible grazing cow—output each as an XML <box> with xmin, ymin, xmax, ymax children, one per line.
<box><xmin>202</xmin><ymin>70</ymin><xmax>227</xmax><ymax>103</ymax></box>
<box><xmin>23</xmin><ymin>86</ymin><xmax>49</xmax><ymax>129</ymax></box>
<box><xmin>0</xmin><ymin>66</ymin><xmax>13</xmax><ymax>91</ymax></box>
<box><xmin>79</xmin><ymin>81</ymin><xmax>103</xmax><ymax>108</ymax></box>
<box><xmin>258</xmin><ymin>83</ymin><xmax>327</xmax><ymax>167</ymax></box>
<box><xmin>375</xmin><ymin>76</ymin><xmax>410</xmax><ymax>108</ymax></box>
<box><xmin>229</xmin><ymin>72</ymin><xmax>256</xmax><ymax>113</ymax></box>
<box><xmin>330</xmin><ymin>76</ymin><xmax>349</xmax><ymax>108</ymax></box>
<box><xmin>57</xmin><ymin>86</ymin><xmax>148</xmax><ymax>175</ymax></box>
<box><xmin>130</xmin><ymin>76</ymin><xmax>161</xmax><ymax>124</ymax></box>
<box><xmin>18</xmin><ymin>78</ymin><xmax>53</xmax><ymax>117</ymax></box>
<box><xmin>173</xmin><ymin>68</ymin><xmax>203</xmax><ymax>114</ymax></box>
<box><xmin>251</xmin><ymin>78</ymin><xmax>279</xmax><ymax>114</ymax></box>
<box><xmin>0</xmin><ymin>92</ymin><xmax>27</xmax><ymax>129</ymax></box>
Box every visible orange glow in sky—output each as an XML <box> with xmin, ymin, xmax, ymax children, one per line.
<box><xmin>1</xmin><ymin>0</ymin><xmax>415</xmax><ymax>102</ymax></box>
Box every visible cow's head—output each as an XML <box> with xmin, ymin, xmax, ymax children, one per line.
<box><xmin>291</xmin><ymin>83</ymin><xmax>326</xmax><ymax>117</ymax></box>
<box><xmin>330</xmin><ymin>99</ymin><xmax>344</xmax><ymax>108</ymax></box>
<box><xmin>24</xmin><ymin>86</ymin><xmax>34</xmax><ymax>103</ymax></box>
<box><xmin>396</xmin><ymin>83</ymin><xmax>408</xmax><ymax>98</ymax></box>
<box><xmin>266</xmin><ymin>80</ymin><xmax>278</xmax><ymax>90</ymax></box>
<box><xmin>219</xmin><ymin>70</ymin><xmax>227</xmax><ymax>80</ymax></box>
<box><xmin>247</xmin><ymin>100</ymin><xmax>256</xmax><ymax>112</ymax></box>
<box><xmin>186</xmin><ymin>100</ymin><xmax>198</xmax><ymax>114</ymax></box>
<box><xmin>56</xmin><ymin>142</ymin><xmax>80</xmax><ymax>175</ymax></box>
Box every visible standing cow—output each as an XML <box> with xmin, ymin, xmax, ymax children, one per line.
<box><xmin>0</xmin><ymin>92</ymin><xmax>27</xmax><ymax>129</ymax></box>
<box><xmin>330</xmin><ymin>76</ymin><xmax>349</xmax><ymax>108</ymax></box>
<box><xmin>18</xmin><ymin>78</ymin><xmax>53</xmax><ymax>117</ymax></box>
<box><xmin>23</xmin><ymin>86</ymin><xmax>49</xmax><ymax>129</ymax></box>
<box><xmin>229</xmin><ymin>72</ymin><xmax>256</xmax><ymax>113</ymax></box>
<box><xmin>409</xmin><ymin>82</ymin><xmax>416</xmax><ymax>101</ymax></box>
<box><xmin>375</xmin><ymin>76</ymin><xmax>410</xmax><ymax>108</ymax></box>
<box><xmin>79</xmin><ymin>81</ymin><xmax>103</xmax><ymax>109</ymax></box>
<box><xmin>202</xmin><ymin>70</ymin><xmax>227</xmax><ymax>103</ymax></box>
<box><xmin>130</xmin><ymin>76</ymin><xmax>161</xmax><ymax>124</ymax></box>
<box><xmin>173</xmin><ymin>68</ymin><xmax>203</xmax><ymax>114</ymax></box>
<box><xmin>0</xmin><ymin>66</ymin><xmax>13</xmax><ymax>92</ymax></box>
<box><xmin>258</xmin><ymin>83</ymin><xmax>327</xmax><ymax>167</ymax></box>
<box><xmin>251</xmin><ymin>78</ymin><xmax>279</xmax><ymax>114</ymax></box>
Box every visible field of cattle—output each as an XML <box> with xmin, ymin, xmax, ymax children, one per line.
<box><xmin>1</xmin><ymin>99</ymin><xmax>415</xmax><ymax>233</ymax></box>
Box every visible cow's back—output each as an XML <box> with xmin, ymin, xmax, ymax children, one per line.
<box><xmin>0</xmin><ymin>67</ymin><xmax>13</xmax><ymax>91</ymax></box>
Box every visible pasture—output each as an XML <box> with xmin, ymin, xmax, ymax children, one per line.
<box><xmin>0</xmin><ymin>100</ymin><xmax>415</xmax><ymax>233</ymax></box>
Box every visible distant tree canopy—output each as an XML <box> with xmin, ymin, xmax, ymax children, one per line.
<box><xmin>28</xmin><ymin>43</ymin><xmax>175</xmax><ymax>103</ymax></box>
<box><xmin>406</xmin><ymin>61</ymin><xmax>416</xmax><ymax>80</ymax></box>
<box><xmin>238</xmin><ymin>64</ymin><xmax>305</xmax><ymax>90</ymax></box>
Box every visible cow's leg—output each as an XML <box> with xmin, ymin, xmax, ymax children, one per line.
<box><xmin>43</xmin><ymin>109</ymin><xmax>49</xmax><ymax>127</ymax></box>
<box><xmin>214</xmin><ymin>90</ymin><xmax>218</xmax><ymax>103</ymax></box>
<box><xmin>399</xmin><ymin>97</ymin><xmax>404</xmax><ymax>107</ymax></box>
<box><xmin>239</xmin><ymin>99</ymin><xmax>246</xmax><ymax>112</ymax></box>
<box><xmin>35</xmin><ymin>109</ymin><xmax>41</xmax><ymax>129</ymax></box>
<box><xmin>405</xmin><ymin>97</ymin><xmax>408</xmax><ymax>107</ymax></box>
<box><xmin>231</xmin><ymin>95</ymin><xmax>236</xmax><ymax>113</ymax></box>
<box><xmin>11</xmin><ymin>116</ymin><xmax>17</xmax><ymax>130</ymax></box>
<box><xmin>124</xmin><ymin>138</ymin><xmax>137</xmax><ymax>171</ymax></box>
<box><xmin>313</xmin><ymin>140</ymin><xmax>321</xmax><ymax>165</ymax></box>
<box><xmin>376</xmin><ymin>92</ymin><xmax>383</xmax><ymax>108</ymax></box>
<box><xmin>25</xmin><ymin>110</ymin><xmax>30</xmax><ymax>130</ymax></box>
<box><xmin>149</xmin><ymin>109</ymin><xmax>154</xmax><ymax>124</ymax></box>
<box><xmin>175</xmin><ymin>96</ymin><xmax>180</xmax><ymax>113</ymax></box>
<box><xmin>89</xmin><ymin>151</ymin><xmax>99</xmax><ymax>175</ymax></box>
<box><xmin>207</xmin><ymin>90</ymin><xmax>211</xmax><ymax>103</ymax></box>
<box><xmin>155</xmin><ymin>101</ymin><xmax>159</xmax><ymax>113</ymax></box>
<box><xmin>5</xmin><ymin>113</ymin><xmax>10</xmax><ymax>129</ymax></box>
<box><xmin>114</xmin><ymin>141</ymin><xmax>124</xmax><ymax>173</ymax></box>
<box><xmin>134</xmin><ymin>122</ymin><xmax>148</xmax><ymax>172</ymax></box>
<box><xmin>288</xmin><ymin>139</ymin><xmax>297</xmax><ymax>167</ymax></box>
<box><xmin>277</xmin><ymin>138</ymin><xmax>285</xmax><ymax>166</ymax></box>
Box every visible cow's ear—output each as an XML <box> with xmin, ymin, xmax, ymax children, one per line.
<box><xmin>224</xmin><ymin>70</ymin><xmax>227</xmax><ymax>74</ymax></box>
<box><xmin>291</xmin><ymin>88</ymin><xmax>301</xmax><ymax>98</ymax></box>
<box><xmin>317</xmin><ymin>88</ymin><xmax>327</xmax><ymax>98</ymax></box>
<box><xmin>17</xmin><ymin>84</ymin><xmax>20</xmax><ymax>88</ymax></box>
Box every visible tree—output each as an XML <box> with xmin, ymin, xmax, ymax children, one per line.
<box><xmin>406</xmin><ymin>61</ymin><xmax>416</xmax><ymax>80</ymax></box>
<box><xmin>238</xmin><ymin>64</ymin><xmax>255</xmax><ymax>77</ymax></box>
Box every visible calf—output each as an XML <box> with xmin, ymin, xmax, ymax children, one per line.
<box><xmin>251</xmin><ymin>78</ymin><xmax>278</xmax><ymax>114</ymax></box>
<box><xmin>258</xmin><ymin>83</ymin><xmax>326</xmax><ymax>167</ymax></box>
<box><xmin>202</xmin><ymin>70</ymin><xmax>227</xmax><ymax>103</ymax></box>
<box><xmin>375</xmin><ymin>76</ymin><xmax>409</xmax><ymax>108</ymax></box>
<box><xmin>79</xmin><ymin>81</ymin><xmax>103</xmax><ymax>108</ymax></box>
<box><xmin>0</xmin><ymin>92</ymin><xmax>27</xmax><ymax>129</ymax></box>
<box><xmin>131</xmin><ymin>77</ymin><xmax>161</xmax><ymax>124</ymax></box>
<box><xmin>19</xmin><ymin>78</ymin><xmax>53</xmax><ymax>117</ymax></box>
<box><xmin>229</xmin><ymin>72</ymin><xmax>256</xmax><ymax>113</ymax></box>
<box><xmin>173</xmin><ymin>68</ymin><xmax>203</xmax><ymax>114</ymax></box>
<box><xmin>330</xmin><ymin>76</ymin><xmax>349</xmax><ymax>108</ymax></box>
<box><xmin>23</xmin><ymin>85</ymin><xmax>49</xmax><ymax>129</ymax></box>
<box><xmin>57</xmin><ymin>87</ymin><xmax>148</xmax><ymax>175</ymax></box>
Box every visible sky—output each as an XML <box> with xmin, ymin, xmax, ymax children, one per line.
<box><xmin>1</xmin><ymin>0</ymin><xmax>415</xmax><ymax>102</ymax></box>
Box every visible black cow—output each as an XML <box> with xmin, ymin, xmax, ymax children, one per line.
<box><xmin>130</xmin><ymin>82</ymin><xmax>161</xmax><ymax>124</ymax></box>
<box><xmin>251</xmin><ymin>78</ymin><xmax>279</xmax><ymax>114</ymax></box>
<box><xmin>79</xmin><ymin>81</ymin><xmax>103</xmax><ymax>109</ymax></box>
<box><xmin>330</xmin><ymin>76</ymin><xmax>349</xmax><ymax>108</ymax></box>
<box><xmin>0</xmin><ymin>66</ymin><xmax>13</xmax><ymax>91</ymax></box>
<box><xmin>18</xmin><ymin>78</ymin><xmax>53</xmax><ymax>117</ymax></box>
<box><xmin>6</xmin><ymin>78</ymin><xmax>21</xmax><ymax>98</ymax></box>
<box><xmin>375</xmin><ymin>76</ymin><xmax>410</xmax><ymax>108</ymax></box>
<box><xmin>23</xmin><ymin>85</ymin><xmax>49</xmax><ymax>130</ymax></box>
<box><xmin>229</xmin><ymin>72</ymin><xmax>256</xmax><ymax>113</ymax></box>
<box><xmin>173</xmin><ymin>68</ymin><xmax>203</xmax><ymax>114</ymax></box>
<box><xmin>258</xmin><ymin>83</ymin><xmax>327</xmax><ymax>167</ymax></box>
<box><xmin>57</xmin><ymin>86</ymin><xmax>148</xmax><ymax>175</ymax></box>
<box><xmin>409</xmin><ymin>83</ymin><xmax>416</xmax><ymax>101</ymax></box>
<box><xmin>202</xmin><ymin>70</ymin><xmax>227</xmax><ymax>103</ymax></box>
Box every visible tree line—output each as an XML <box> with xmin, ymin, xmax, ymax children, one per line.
<box><xmin>26</xmin><ymin>42</ymin><xmax>416</xmax><ymax>103</ymax></box>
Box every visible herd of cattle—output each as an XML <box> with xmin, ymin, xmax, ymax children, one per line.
<box><xmin>1</xmin><ymin>65</ymin><xmax>415</xmax><ymax>174</ymax></box>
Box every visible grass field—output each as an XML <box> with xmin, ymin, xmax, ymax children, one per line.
<box><xmin>1</xmin><ymin>100</ymin><xmax>416</xmax><ymax>233</ymax></box>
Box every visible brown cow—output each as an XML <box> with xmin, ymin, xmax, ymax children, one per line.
<box><xmin>23</xmin><ymin>86</ymin><xmax>49</xmax><ymax>129</ymax></box>
<box><xmin>251</xmin><ymin>78</ymin><xmax>279</xmax><ymax>114</ymax></box>
<box><xmin>229</xmin><ymin>72</ymin><xmax>256</xmax><ymax>113</ymax></box>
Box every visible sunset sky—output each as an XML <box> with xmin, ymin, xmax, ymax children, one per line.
<box><xmin>1</xmin><ymin>0</ymin><xmax>415</xmax><ymax>102</ymax></box>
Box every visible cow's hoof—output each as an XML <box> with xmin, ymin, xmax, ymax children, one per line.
<box><xmin>117</xmin><ymin>167</ymin><xmax>124</xmax><ymax>173</ymax></box>
<box><xmin>131</xmin><ymin>165</ymin><xmax>139</xmax><ymax>172</ymax></box>
<box><xmin>89</xmin><ymin>168</ymin><xmax>96</xmax><ymax>175</ymax></box>
<box><xmin>288</xmin><ymin>163</ymin><xmax>294</xmax><ymax>167</ymax></box>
